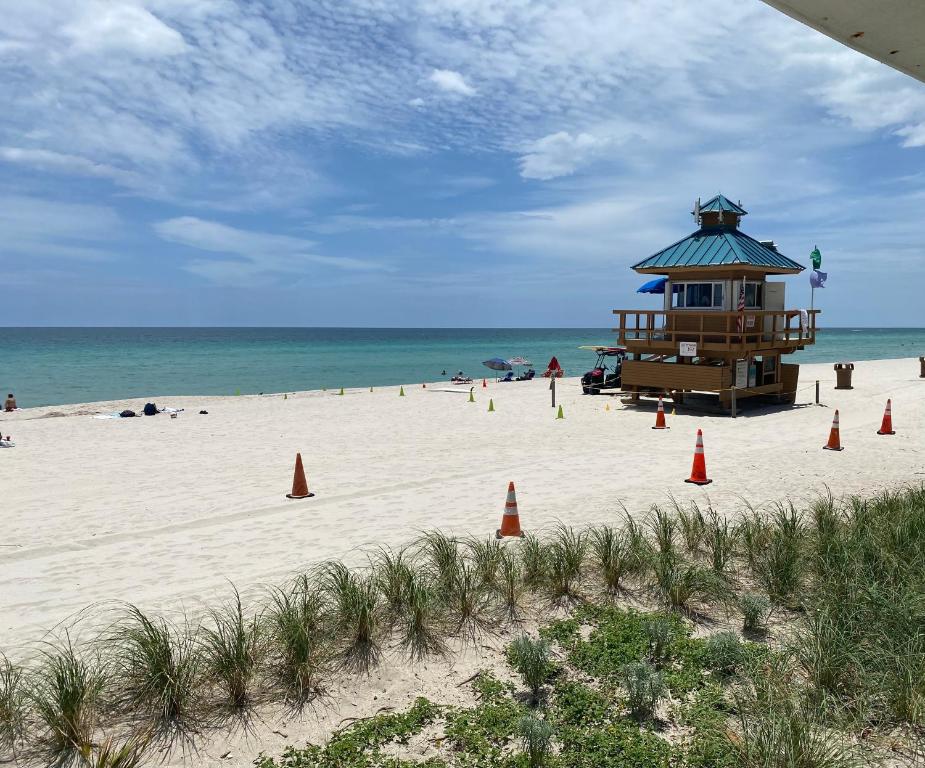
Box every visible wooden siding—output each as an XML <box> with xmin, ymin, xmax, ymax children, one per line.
<box><xmin>621</xmin><ymin>360</ymin><xmax>729</xmax><ymax>392</ymax></box>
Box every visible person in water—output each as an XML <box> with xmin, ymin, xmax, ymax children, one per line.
<box><xmin>3</xmin><ymin>393</ymin><xmax>15</xmax><ymax>412</ymax></box>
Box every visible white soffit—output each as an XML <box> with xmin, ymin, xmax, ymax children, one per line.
<box><xmin>763</xmin><ymin>0</ymin><xmax>925</xmax><ymax>83</ymax></box>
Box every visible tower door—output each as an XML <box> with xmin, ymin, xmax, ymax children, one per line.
<box><xmin>763</xmin><ymin>282</ymin><xmax>785</xmax><ymax>340</ymax></box>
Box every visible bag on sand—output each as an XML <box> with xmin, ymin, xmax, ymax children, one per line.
<box><xmin>120</xmin><ymin>410</ymin><xmax>136</xmax><ymax>418</ymax></box>
<box><xmin>143</xmin><ymin>402</ymin><xmax>158</xmax><ymax>416</ymax></box>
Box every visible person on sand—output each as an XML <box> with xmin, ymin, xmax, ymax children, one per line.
<box><xmin>3</xmin><ymin>393</ymin><xmax>15</xmax><ymax>412</ymax></box>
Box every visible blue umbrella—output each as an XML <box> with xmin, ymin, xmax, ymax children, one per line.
<box><xmin>482</xmin><ymin>357</ymin><xmax>513</xmax><ymax>371</ymax></box>
<box><xmin>637</xmin><ymin>277</ymin><xmax>668</xmax><ymax>294</ymax></box>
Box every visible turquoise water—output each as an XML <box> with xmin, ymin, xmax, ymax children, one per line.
<box><xmin>2</xmin><ymin>328</ymin><xmax>924</xmax><ymax>408</ymax></box>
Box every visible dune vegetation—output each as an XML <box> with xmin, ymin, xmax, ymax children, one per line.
<box><xmin>1</xmin><ymin>486</ymin><xmax>924</xmax><ymax>767</ymax></box>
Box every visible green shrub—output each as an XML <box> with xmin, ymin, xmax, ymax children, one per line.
<box><xmin>703</xmin><ymin>632</ymin><xmax>745</xmax><ymax>677</ymax></box>
<box><xmin>739</xmin><ymin>593</ymin><xmax>771</xmax><ymax>633</ymax></box>
<box><xmin>642</xmin><ymin>615</ymin><xmax>675</xmax><ymax>666</ymax></box>
<box><xmin>619</xmin><ymin>661</ymin><xmax>666</xmax><ymax>720</ymax></box>
<box><xmin>518</xmin><ymin>714</ymin><xmax>553</xmax><ymax>768</ymax></box>
<box><xmin>508</xmin><ymin>635</ymin><xmax>554</xmax><ymax>704</ymax></box>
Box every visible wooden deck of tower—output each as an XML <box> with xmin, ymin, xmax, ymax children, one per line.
<box><xmin>615</xmin><ymin>194</ymin><xmax>819</xmax><ymax>408</ymax></box>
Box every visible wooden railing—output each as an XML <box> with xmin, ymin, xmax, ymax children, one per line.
<box><xmin>612</xmin><ymin>309</ymin><xmax>819</xmax><ymax>353</ymax></box>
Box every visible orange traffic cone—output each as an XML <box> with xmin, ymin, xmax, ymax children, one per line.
<box><xmin>482</xmin><ymin>378</ymin><xmax>488</xmax><ymax>388</ymax></box>
<box><xmin>684</xmin><ymin>429</ymin><xmax>712</xmax><ymax>485</ymax></box>
<box><xmin>652</xmin><ymin>396</ymin><xmax>667</xmax><ymax>429</ymax></box>
<box><xmin>823</xmin><ymin>410</ymin><xmax>844</xmax><ymax>451</ymax></box>
<box><xmin>495</xmin><ymin>481</ymin><xmax>525</xmax><ymax>538</ymax></box>
<box><xmin>877</xmin><ymin>399</ymin><xmax>895</xmax><ymax>435</ymax></box>
<box><xmin>286</xmin><ymin>453</ymin><xmax>315</xmax><ymax>498</ymax></box>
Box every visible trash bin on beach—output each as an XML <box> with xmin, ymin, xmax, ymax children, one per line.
<box><xmin>834</xmin><ymin>362</ymin><xmax>854</xmax><ymax>390</ymax></box>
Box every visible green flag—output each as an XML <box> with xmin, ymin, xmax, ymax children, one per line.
<box><xmin>810</xmin><ymin>245</ymin><xmax>822</xmax><ymax>270</ymax></box>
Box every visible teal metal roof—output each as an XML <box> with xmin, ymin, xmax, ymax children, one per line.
<box><xmin>633</xmin><ymin>227</ymin><xmax>805</xmax><ymax>272</ymax></box>
<box><xmin>696</xmin><ymin>194</ymin><xmax>747</xmax><ymax>216</ymax></box>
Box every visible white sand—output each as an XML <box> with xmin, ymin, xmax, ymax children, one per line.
<box><xmin>1</xmin><ymin>356</ymin><xmax>923</xmax><ymax>764</ymax></box>
<box><xmin>0</xmin><ymin>356</ymin><xmax>919</xmax><ymax>653</ymax></box>
<box><xmin>1</xmin><ymin>358</ymin><xmax>923</xmax><ymax>653</ymax></box>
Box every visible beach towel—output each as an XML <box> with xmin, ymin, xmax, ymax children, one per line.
<box><xmin>0</xmin><ymin>440</ymin><xmax>14</xmax><ymax>448</ymax></box>
<box><xmin>92</xmin><ymin>412</ymin><xmax>122</xmax><ymax>420</ymax></box>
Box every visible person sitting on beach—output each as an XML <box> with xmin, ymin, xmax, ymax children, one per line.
<box><xmin>3</xmin><ymin>393</ymin><xmax>15</xmax><ymax>412</ymax></box>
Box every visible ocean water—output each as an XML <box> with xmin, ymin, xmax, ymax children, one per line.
<box><xmin>2</xmin><ymin>327</ymin><xmax>924</xmax><ymax>408</ymax></box>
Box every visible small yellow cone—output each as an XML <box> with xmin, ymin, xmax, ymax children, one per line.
<box><xmin>671</xmin><ymin>406</ymin><xmax>676</xmax><ymax>416</ymax></box>
<box><xmin>605</xmin><ymin>403</ymin><xmax>610</xmax><ymax>412</ymax></box>
<box><xmin>488</xmin><ymin>398</ymin><xmax>495</xmax><ymax>412</ymax></box>
<box><xmin>399</xmin><ymin>386</ymin><xmax>405</xmax><ymax>397</ymax></box>
<box><xmin>468</xmin><ymin>388</ymin><xmax>475</xmax><ymax>403</ymax></box>
<box><xmin>284</xmin><ymin>393</ymin><xmax>288</xmax><ymax>400</ymax></box>
<box><xmin>556</xmin><ymin>404</ymin><xmax>564</xmax><ymax>420</ymax></box>
<box><xmin>339</xmin><ymin>387</ymin><xmax>344</xmax><ymax>396</ymax></box>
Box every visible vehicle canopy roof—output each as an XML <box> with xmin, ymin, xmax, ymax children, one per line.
<box><xmin>578</xmin><ymin>345</ymin><xmax>627</xmax><ymax>356</ymax></box>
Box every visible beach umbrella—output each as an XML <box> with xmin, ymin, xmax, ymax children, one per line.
<box><xmin>636</xmin><ymin>277</ymin><xmax>668</xmax><ymax>294</ymax></box>
<box><xmin>482</xmin><ymin>357</ymin><xmax>513</xmax><ymax>371</ymax></box>
<box><xmin>546</xmin><ymin>356</ymin><xmax>561</xmax><ymax>372</ymax></box>
<box><xmin>507</xmin><ymin>356</ymin><xmax>532</xmax><ymax>366</ymax></box>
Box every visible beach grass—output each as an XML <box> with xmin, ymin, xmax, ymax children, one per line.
<box><xmin>4</xmin><ymin>485</ymin><xmax>925</xmax><ymax>766</ymax></box>
<box><xmin>0</xmin><ymin>654</ymin><xmax>26</xmax><ymax>755</ymax></box>
<box><xmin>29</xmin><ymin>637</ymin><xmax>105</xmax><ymax>766</ymax></box>
<box><xmin>200</xmin><ymin>588</ymin><xmax>263</xmax><ymax>716</ymax></box>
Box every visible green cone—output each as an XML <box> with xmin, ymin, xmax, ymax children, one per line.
<box><xmin>556</xmin><ymin>404</ymin><xmax>564</xmax><ymax>419</ymax></box>
<box><xmin>488</xmin><ymin>398</ymin><xmax>495</xmax><ymax>412</ymax></box>
<box><xmin>399</xmin><ymin>386</ymin><xmax>405</xmax><ymax>397</ymax></box>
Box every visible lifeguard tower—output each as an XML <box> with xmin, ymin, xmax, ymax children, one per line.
<box><xmin>614</xmin><ymin>195</ymin><xmax>818</xmax><ymax>408</ymax></box>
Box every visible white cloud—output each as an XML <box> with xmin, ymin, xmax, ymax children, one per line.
<box><xmin>154</xmin><ymin>216</ymin><xmax>390</xmax><ymax>285</ymax></box>
<box><xmin>62</xmin><ymin>1</ymin><xmax>187</xmax><ymax>57</ymax></box>
<box><xmin>519</xmin><ymin>131</ymin><xmax>613</xmax><ymax>180</ymax></box>
<box><xmin>0</xmin><ymin>147</ymin><xmax>144</xmax><ymax>188</ymax></box>
<box><xmin>428</xmin><ymin>68</ymin><xmax>475</xmax><ymax>96</ymax></box>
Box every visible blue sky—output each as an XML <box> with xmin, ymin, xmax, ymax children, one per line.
<box><xmin>2</xmin><ymin>0</ymin><xmax>924</xmax><ymax>327</ymax></box>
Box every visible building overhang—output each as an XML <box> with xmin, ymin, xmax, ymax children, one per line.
<box><xmin>762</xmin><ymin>0</ymin><xmax>925</xmax><ymax>84</ymax></box>
<box><xmin>633</xmin><ymin>265</ymin><xmax>802</xmax><ymax>278</ymax></box>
